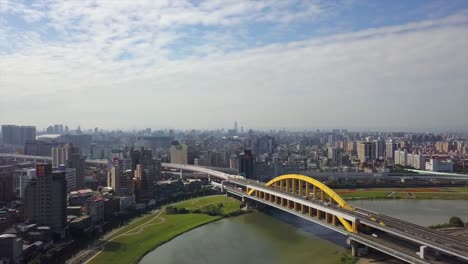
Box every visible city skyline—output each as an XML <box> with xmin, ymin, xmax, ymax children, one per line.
<box><xmin>1</xmin><ymin>1</ymin><xmax>468</xmax><ymax>130</ymax></box>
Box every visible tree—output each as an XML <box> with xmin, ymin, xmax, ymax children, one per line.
<box><xmin>449</xmin><ymin>216</ymin><xmax>464</xmax><ymax>227</ymax></box>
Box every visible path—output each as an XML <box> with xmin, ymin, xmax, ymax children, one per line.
<box><xmin>66</xmin><ymin>209</ymin><xmax>165</xmax><ymax>264</ymax></box>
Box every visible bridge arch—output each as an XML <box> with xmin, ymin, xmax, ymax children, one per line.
<box><xmin>264</xmin><ymin>174</ymin><xmax>352</xmax><ymax>210</ymax></box>
<box><xmin>247</xmin><ymin>174</ymin><xmax>355</xmax><ymax>232</ymax></box>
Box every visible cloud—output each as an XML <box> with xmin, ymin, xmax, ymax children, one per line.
<box><xmin>0</xmin><ymin>1</ymin><xmax>467</xmax><ymax>131</ymax></box>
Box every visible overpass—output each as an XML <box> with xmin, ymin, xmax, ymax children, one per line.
<box><xmin>162</xmin><ymin>163</ymin><xmax>468</xmax><ymax>264</ymax></box>
<box><xmin>0</xmin><ymin>153</ymin><xmax>109</xmax><ymax>165</ymax></box>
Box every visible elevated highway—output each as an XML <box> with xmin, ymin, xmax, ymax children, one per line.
<box><xmin>162</xmin><ymin>163</ymin><xmax>468</xmax><ymax>264</ymax></box>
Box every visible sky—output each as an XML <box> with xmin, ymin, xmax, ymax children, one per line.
<box><xmin>0</xmin><ymin>0</ymin><xmax>467</xmax><ymax>132</ymax></box>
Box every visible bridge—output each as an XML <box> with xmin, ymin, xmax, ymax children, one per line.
<box><xmin>162</xmin><ymin>163</ymin><xmax>468</xmax><ymax>264</ymax></box>
<box><xmin>0</xmin><ymin>153</ymin><xmax>108</xmax><ymax>165</ymax></box>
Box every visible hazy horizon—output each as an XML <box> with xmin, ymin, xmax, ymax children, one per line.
<box><xmin>1</xmin><ymin>1</ymin><xmax>467</xmax><ymax>131</ymax></box>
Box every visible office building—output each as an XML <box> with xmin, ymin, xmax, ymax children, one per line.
<box><xmin>327</xmin><ymin>146</ymin><xmax>342</xmax><ymax>167</ymax></box>
<box><xmin>52</xmin><ymin>144</ymin><xmax>85</xmax><ymax>189</ymax></box>
<box><xmin>133</xmin><ymin>164</ymin><xmax>153</xmax><ymax>203</ymax></box>
<box><xmin>61</xmin><ymin>134</ymin><xmax>92</xmax><ymax>156</ymax></box>
<box><xmin>108</xmin><ymin>166</ymin><xmax>133</xmax><ymax>196</ymax></box>
<box><xmin>357</xmin><ymin>141</ymin><xmax>376</xmax><ymax>163</ymax></box>
<box><xmin>375</xmin><ymin>139</ymin><xmax>385</xmax><ymax>160</ymax></box>
<box><xmin>425</xmin><ymin>159</ymin><xmax>453</xmax><ymax>172</ymax></box>
<box><xmin>385</xmin><ymin>141</ymin><xmax>398</xmax><ymax>160</ymax></box>
<box><xmin>1</xmin><ymin>125</ymin><xmax>36</xmax><ymax>145</ymax></box>
<box><xmin>0</xmin><ymin>172</ymin><xmax>14</xmax><ymax>202</ymax></box>
<box><xmin>24</xmin><ymin>164</ymin><xmax>67</xmax><ymax>236</ymax></box>
<box><xmin>24</xmin><ymin>140</ymin><xmax>62</xmax><ymax>156</ymax></box>
<box><xmin>0</xmin><ymin>234</ymin><xmax>23</xmax><ymax>264</ymax></box>
<box><xmin>84</xmin><ymin>197</ymin><xmax>104</xmax><ymax>223</ymax></box>
<box><xmin>435</xmin><ymin>141</ymin><xmax>450</xmax><ymax>153</ymax></box>
<box><xmin>56</xmin><ymin>165</ymin><xmax>76</xmax><ymax>192</ymax></box>
<box><xmin>229</xmin><ymin>155</ymin><xmax>238</xmax><ymax>169</ymax></box>
<box><xmin>18</xmin><ymin>169</ymin><xmax>36</xmax><ymax>198</ymax></box>
<box><xmin>255</xmin><ymin>135</ymin><xmax>275</xmax><ymax>155</ymax></box>
<box><xmin>170</xmin><ymin>144</ymin><xmax>195</xmax><ymax>165</ymax></box>
<box><xmin>239</xmin><ymin>150</ymin><xmax>254</xmax><ymax>179</ymax></box>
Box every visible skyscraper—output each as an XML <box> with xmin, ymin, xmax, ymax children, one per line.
<box><xmin>357</xmin><ymin>141</ymin><xmax>376</xmax><ymax>163</ymax></box>
<box><xmin>108</xmin><ymin>165</ymin><xmax>133</xmax><ymax>196</ymax></box>
<box><xmin>0</xmin><ymin>172</ymin><xmax>14</xmax><ymax>202</ymax></box>
<box><xmin>239</xmin><ymin>150</ymin><xmax>254</xmax><ymax>179</ymax></box>
<box><xmin>52</xmin><ymin>144</ymin><xmax>85</xmax><ymax>189</ymax></box>
<box><xmin>24</xmin><ymin>164</ymin><xmax>67</xmax><ymax>236</ymax></box>
<box><xmin>1</xmin><ymin>125</ymin><xmax>36</xmax><ymax>145</ymax></box>
<box><xmin>170</xmin><ymin>144</ymin><xmax>195</xmax><ymax>165</ymax></box>
<box><xmin>385</xmin><ymin>141</ymin><xmax>398</xmax><ymax>160</ymax></box>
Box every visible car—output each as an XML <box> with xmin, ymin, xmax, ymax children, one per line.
<box><xmin>372</xmin><ymin>233</ymin><xmax>378</xmax><ymax>238</ymax></box>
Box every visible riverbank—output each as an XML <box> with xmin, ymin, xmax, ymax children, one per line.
<box><xmin>337</xmin><ymin>187</ymin><xmax>468</xmax><ymax>200</ymax></box>
<box><xmin>87</xmin><ymin>195</ymin><xmax>242</xmax><ymax>264</ymax></box>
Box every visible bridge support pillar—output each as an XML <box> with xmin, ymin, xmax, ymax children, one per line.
<box><xmin>419</xmin><ymin>246</ymin><xmax>427</xmax><ymax>259</ymax></box>
<box><xmin>305</xmin><ymin>184</ymin><xmax>310</xmax><ymax>199</ymax></box>
<box><xmin>298</xmin><ymin>181</ymin><xmax>302</xmax><ymax>196</ymax></box>
<box><xmin>350</xmin><ymin>240</ymin><xmax>359</xmax><ymax>257</ymax></box>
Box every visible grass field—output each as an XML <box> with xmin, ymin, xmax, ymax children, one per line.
<box><xmin>88</xmin><ymin>195</ymin><xmax>242</xmax><ymax>264</ymax></box>
<box><xmin>337</xmin><ymin>187</ymin><xmax>468</xmax><ymax>200</ymax></box>
<box><xmin>173</xmin><ymin>195</ymin><xmax>242</xmax><ymax>214</ymax></box>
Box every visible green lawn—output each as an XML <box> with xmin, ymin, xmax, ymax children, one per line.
<box><xmin>173</xmin><ymin>195</ymin><xmax>242</xmax><ymax>214</ymax></box>
<box><xmin>88</xmin><ymin>195</ymin><xmax>242</xmax><ymax>264</ymax></box>
<box><xmin>338</xmin><ymin>187</ymin><xmax>468</xmax><ymax>200</ymax></box>
<box><xmin>106</xmin><ymin>211</ymin><xmax>160</xmax><ymax>240</ymax></box>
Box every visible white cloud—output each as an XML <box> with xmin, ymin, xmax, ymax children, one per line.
<box><xmin>0</xmin><ymin>2</ymin><xmax>467</xmax><ymax>130</ymax></box>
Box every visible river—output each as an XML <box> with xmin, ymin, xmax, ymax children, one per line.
<box><xmin>140</xmin><ymin>199</ymin><xmax>468</xmax><ymax>264</ymax></box>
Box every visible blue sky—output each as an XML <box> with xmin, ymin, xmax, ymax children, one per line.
<box><xmin>0</xmin><ymin>0</ymin><xmax>467</xmax><ymax>131</ymax></box>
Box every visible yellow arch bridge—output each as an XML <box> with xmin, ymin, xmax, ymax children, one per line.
<box><xmin>243</xmin><ymin>174</ymin><xmax>357</xmax><ymax>233</ymax></box>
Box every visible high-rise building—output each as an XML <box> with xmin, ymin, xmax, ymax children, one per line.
<box><xmin>435</xmin><ymin>141</ymin><xmax>450</xmax><ymax>153</ymax></box>
<box><xmin>25</xmin><ymin>140</ymin><xmax>62</xmax><ymax>156</ymax></box>
<box><xmin>170</xmin><ymin>144</ymin><xmax>195</xmax><ymax>165</ymax></box>
<box><xmin>229</xmin><ymin>155</ymin><xmax>238</xmax><ymax>169</ymax></box>
<box><xmin>108</xmin><ymin>166</ymin><xmax>133</xmax><ymax>196</ymax></box>
<box><xmin>0</xmin><ymin>234</ymin><xmax>23</xmax><ymax>264</ymax></box>
<box><xmin>1</xmin><ymin>125</ymin><xmax>36</xmax><ymax>145</ymax></box>
<box><xmin>425</xmin><ymin>159</ymin><xmax>453</xmax><ymax>172</ymax></box>
<box><xmin>385</xmin><ymin>141</ymin><xmax>398</xmax><ymax>160</ymax></box>
<box><xmin>131</xmin><ymin>148</ymin><xmax>161</xmax><ymax>201</ymax></box>
<box><xmin>255</xmin><ymin>135</ymin><xmax>275</xmax><ymax>155</ymax></box>
<box><xmin>61</xmin><ymin>134</ymin><xmax>92</xmax><ymax>156</ymax></box>
<box><xmin>375</xmin><ymin>139</ymin><xmax>385</xmax><ymax>160</ymax></box>
<box><xmin>57</xmin><ymin>165</ymin><xmax>76</xmax><ymax>192</ymax></box>
<box><xmin>133</xmin><ymin>164</ymin><xmax>153</xmax><ymax>203</ymax></box>
<box><xmin>239</xmin><ymin>150</ymin><xmax>254</xmax><ymax>179</ymax></box>
<box><xmin>52</xmin><ymin>144</ymin><xmax>85</xmax><ymax>189</ymax></box>
<box><xmin>18</xmin><ymin>169</ymin><xmax>36</xmax><ymax>198</ymax></box>
<box><xmin>357</xmin><ymin>141</ymin><xmax>376</xmax><ymax>163</ymax></box>
<box><xmin>394</xmin><ymin>150</ymin><xmax>408</xmax><ymax>166</ymax></box>
<box><xmin>327</xmin><ymin>146</ymin><xmax>342</xmax><ymax>167</ymax></box>
<box><xmin>24</xmin><ymin>164</ymin><xmax>67</xmax><ymax>236</ymax></box>
<box><xmin>0</xmin><ymin>172</ymin><xmax>14</xmax><ymax>202</ymax></box>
